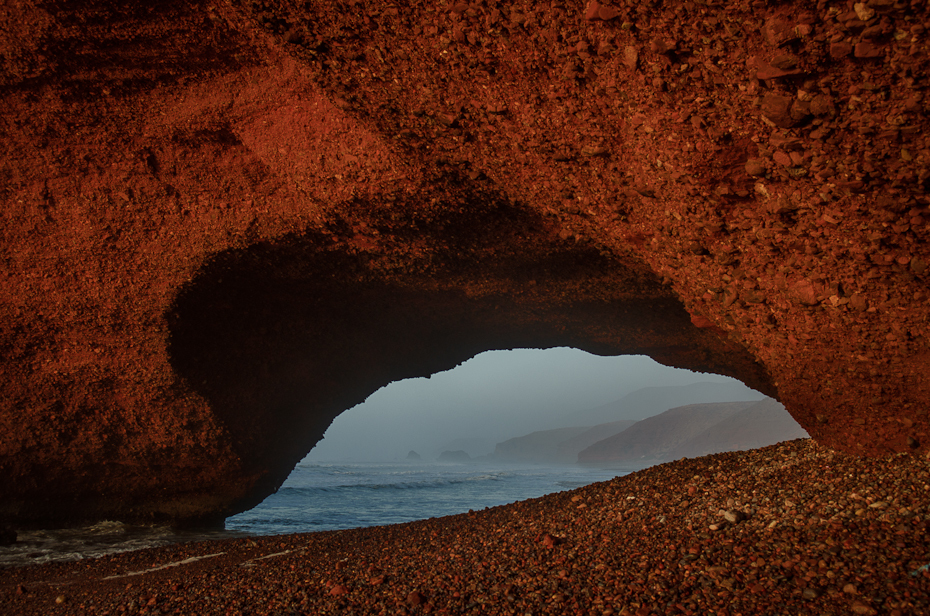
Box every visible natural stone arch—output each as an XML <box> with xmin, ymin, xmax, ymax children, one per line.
<box><xmin>1</xmin><ymin>0</ymin><xmax>928</xmax><ymax>528</ymax></box>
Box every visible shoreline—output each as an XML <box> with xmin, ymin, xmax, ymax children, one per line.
<box><xmin>3</xmin><ymin>439</ymin><xmax>929</xmax><ymax>615</ymax></box>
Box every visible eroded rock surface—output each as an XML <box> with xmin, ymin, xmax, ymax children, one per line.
<box><xmin>0</xmin><ymin>0</ymin><xmax>927</xmax><ymax>526</ymax></box>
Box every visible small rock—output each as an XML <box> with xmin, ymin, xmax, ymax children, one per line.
<box><xmin>407</xmin><ymin>590</ymin><xmax>427</xmax><ymax>606</ymax></box>
<box><xmin>854</xmin><ymin>2</ymin><xmax>876</xmax><ymax>21</ymax></box>
<box><xmin>55</xmin><ymin>595</ymin><xmax>66</xmax><ymax>604</ymax></box>
<box><xmin>802</xmin><ymin>587</ymin><xmax>820</xmax><ymax>600</ymax></box>
<box><xmin>849</xmin><ymin>294</ymin><xmax>868</xmax><ymax>312</ymax></box>
<box><xmin>598</xmin><ymin>5</ymin><xmax>620</xmax><ymax>20</ymax></box>
<box><xmin>760</xmin><ymin>93</ymin><xmax>797</xmax><ymax>128</ymax></box>
<box><xmin>837</xmin><ymin>180</ymin><xmax>866</xmax><ymax>193</ymax></box>
<box><xmin>650</xmin><ymin>38</ymin><xmax>676</xmax><ymax>54</ymax></box>
<box><xmin>791</xmin><ymin>279</ymin><xmax>819</xmax><ymax>306</ymax></box>
<box><xmin>329</xmin><ymin>584</ymin><xmax>350</xmax><ymax>596</ymax></box>
<box><xmin>791</xmin><ymin>99</ymin><xmax>811</xmax><ymax>123</ymax></box>
<box><xmin>541</xmin><ymin>533</ymin><xmax>561</xmax><ymax>548</ymax></box>
<box><xmin>745</xmin><ymin>159</ymin><xmax>766</xmax><ymax>177</ymax></box>
<box><xmin>762</xmin><ymin>17</ymin><xmax>790</xmax><ymax>46</ymax></box>
<box><xmin>723</xmin><ymin>510</ymin><xmax>747</xmax><ymax>524</ymax></box>
<box><xmin>851</xmin><ymin>600</ymin><xmax>877</xmax><ymax>615</ymax></box>
<box><xmin>581</xmin><ymin>145</ymin><xmax>609</xmax><ymax>157</ymax></box>
<box><xmin>771</xmin><ymin>54</ymin><xmax>798</xmax><ymax>70</ymax></box>
<box><xmin>854</xmin><ymin>41</ymin><xmax>884</xmax><ymax>58</ymax></box>
<box><xmin>755</xmin><ymin>59</ymin><xmax>801</xmax><ymax>80</ymax></box>
<box><xmin>829</xmin><ymin>42</ymin><xmax>853</xmax><ymax>59</ymax></box>
<box><xmin>773</xmin><ymin>151</ymin><xmax>793</xmax><ymax>167</ymax></box>
<box><xmin>810</xmin><ymin>94</ymin><xmax>836</xmax><ymax>117</ymax></box>
<box><xmin>584</xmin><ymin>1</ymin><xmax>602</xmax><ymax>20</ymax></box>
<box><xmin>686</xmin><ymin>241</ymin><xmax>708</xmax><ymax>256</ymax></box>
<box><xmin>623</xmin><ymin>46</ymin><xmax>639</xmax><ymax>70</ymax></box>
<box><xmin>436</xmin><ymin>112</ymin><xmax>459</xmax><ymax>127</ymax></box>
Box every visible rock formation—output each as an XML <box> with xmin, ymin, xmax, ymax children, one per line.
<box><xmin>438</xmin><ymin>450</ymin><xmax>472</xmax><ymax>462</ymax></box>
<box><xmin>0</xmin><ymin>0</ymin><xmax>927</xmax><ymax>527</ymax></box>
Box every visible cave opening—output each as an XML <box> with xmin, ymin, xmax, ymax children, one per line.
<box><xmin>223</xmin><ymin>348</ymin><xmax>767</xmax><ymax>535</ymax></box>
<box><xmin>166</xmin><ymin>192</ymin><xmax>777</xmax><ymax>524</ymax></box>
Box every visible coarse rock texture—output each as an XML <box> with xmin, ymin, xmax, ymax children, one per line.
<box><xmin>0</xmin><ymin>0</ymin><xmax>928</xmax><ymax>526</ymax></box>
<box><xmin>5</xmin><ymin>440</ymin><xmax>930</xmax><ymax>616</ymax></box>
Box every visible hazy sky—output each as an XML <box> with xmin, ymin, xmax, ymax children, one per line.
<box><xmin>306</xmin><ymin>348</ymin><xmax>748</xmax><ymax>462</ymax></box>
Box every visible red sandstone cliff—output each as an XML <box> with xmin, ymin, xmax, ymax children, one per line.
<box><xmin>0</xmin><ymin>0</ymin><xmax>927</xmax><ymax>526</ymax></box>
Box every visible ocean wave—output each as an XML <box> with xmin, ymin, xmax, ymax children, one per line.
<box><xmin>280</xmin><ymin>472</ymin><xmax>509</xmax><ymax>494</ymax></box>
<box><xmin>555</xmin><ymin>480</ymin><xmax>590</xmax><ymax>489</ymax></box>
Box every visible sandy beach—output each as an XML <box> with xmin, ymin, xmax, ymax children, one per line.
<box><xmin>3</xmin><ymin>439</ymin><xmax>929</xmax><ymax>615</ymax></box>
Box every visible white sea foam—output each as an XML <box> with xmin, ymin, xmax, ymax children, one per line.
<box><xmin>102</xmin><ymin>552</ymin><xmax>227</xmax><ymax>579</ymax></box>
<box><xmin>2</xmin><ymin>463</ymin><xmax>624</xmax><ymax>568</ymax></box>
<box><xmin>0</xmin><ymin>522</ymin><xmax>243</xmax><ymax>569</ymax></box>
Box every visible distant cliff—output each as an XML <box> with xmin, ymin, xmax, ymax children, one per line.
<box><xmin>571</xmin><ymin>381</ymin><xmax>763</xmax><ymax>425</ymax></box>
<box><xmin>578</xmin><ymin>399</ymin><xmax>808</xmax><ymax>465</ymax></box>
<box><xmin>667</xmin><ymin>398</ymin><xmax>809</xmax><ymax>459</ymax></box>
<box><xmin>488</xmin><ymin>395</ymin><xmax>808</xmax><ymax>465</ymax></box>
<box><xmin>491</xmin><ymin>427</ymin><xmax>590</xmax><ymax>464</ymax></box>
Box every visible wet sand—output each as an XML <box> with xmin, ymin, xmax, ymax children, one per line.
<box><xmin>3</xmin><ymin>439</ymin><xmax>929</xmax><ymax>615</ymax></box>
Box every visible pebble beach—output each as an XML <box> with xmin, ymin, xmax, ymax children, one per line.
<box><xmin>4</xmin><ymin>439</ymin><xmax>930</xmax><ymax>616</ymax></box>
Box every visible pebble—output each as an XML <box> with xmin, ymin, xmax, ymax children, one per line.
<box><xmin>773</xmin><ymin>151</ymin><xmax>793</xmax><ymax>167</ymax></box>
<box><xmin>407</xmin><ymin>590</ymin><xmax>426</xmax><ymax>605</ymax></box>
<box><xmin>723</xmin><ymin>509</ymin><xmax>746</xmax><ymax>523</ymax></box>
<box><xmin>745</xmin><ymin>159</ymin><xmax>766</xmax><ymax>177</ymax></box>
<box><xmin>760</xmin><ymin>93</ymin><xmax>797</xmax><ymax>128</ymax></box>
<box><xmin>854</xmin><ymin>41</ymin><xmax>884</xmax><ymax>58</ymax></box>
<box><xmin>854</xmin><ymin>3</ymin><xmax>876</xmax><ymax>21</ymax></box>
<box><xmin>851</xmin><ymin>600</ymin><xmax>878</xmax><ymax>615</ymax></box>
<box><xmin>829</xmin><ymin>41</ymin><xmax>853</xmax><ymax>58</ymax></box>
<box><xmin>622</xmin><ymin>46</ymin><xmax>639</xmax><ymax>70</ymax></box>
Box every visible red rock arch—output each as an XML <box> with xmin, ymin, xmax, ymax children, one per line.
<box><xmin>1</xmin><ymin>0</ymin><xmax>928</xmax><ymax>526</ymax></box>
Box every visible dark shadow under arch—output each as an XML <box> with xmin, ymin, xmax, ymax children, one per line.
<box><xmin>167</xmin><ymin>188</ymin><xmax>775</xmax><ymax>520</ymax></box>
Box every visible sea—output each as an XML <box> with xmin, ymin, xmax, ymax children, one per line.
<box><xmin>0</xmin><ymin>461</ymin><xmax>624</xmax><ymax>568</ymax></box>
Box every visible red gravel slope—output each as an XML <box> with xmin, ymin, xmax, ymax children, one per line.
<box><xmin>4</xmin><ymin>440</ymin><xmax>930</xmax><ymax>616</ymax></box>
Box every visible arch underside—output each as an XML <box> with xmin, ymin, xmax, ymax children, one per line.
<box><xmin>167</xmin><ymin>195</ymin><xmax>774</xmax><ymax>519</ymax></box>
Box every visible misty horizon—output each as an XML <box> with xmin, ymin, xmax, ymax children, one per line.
<box><xmin>304</xmin><ymin>348</ymin><xmax>763</xmax><ymax>463</ymax></box>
